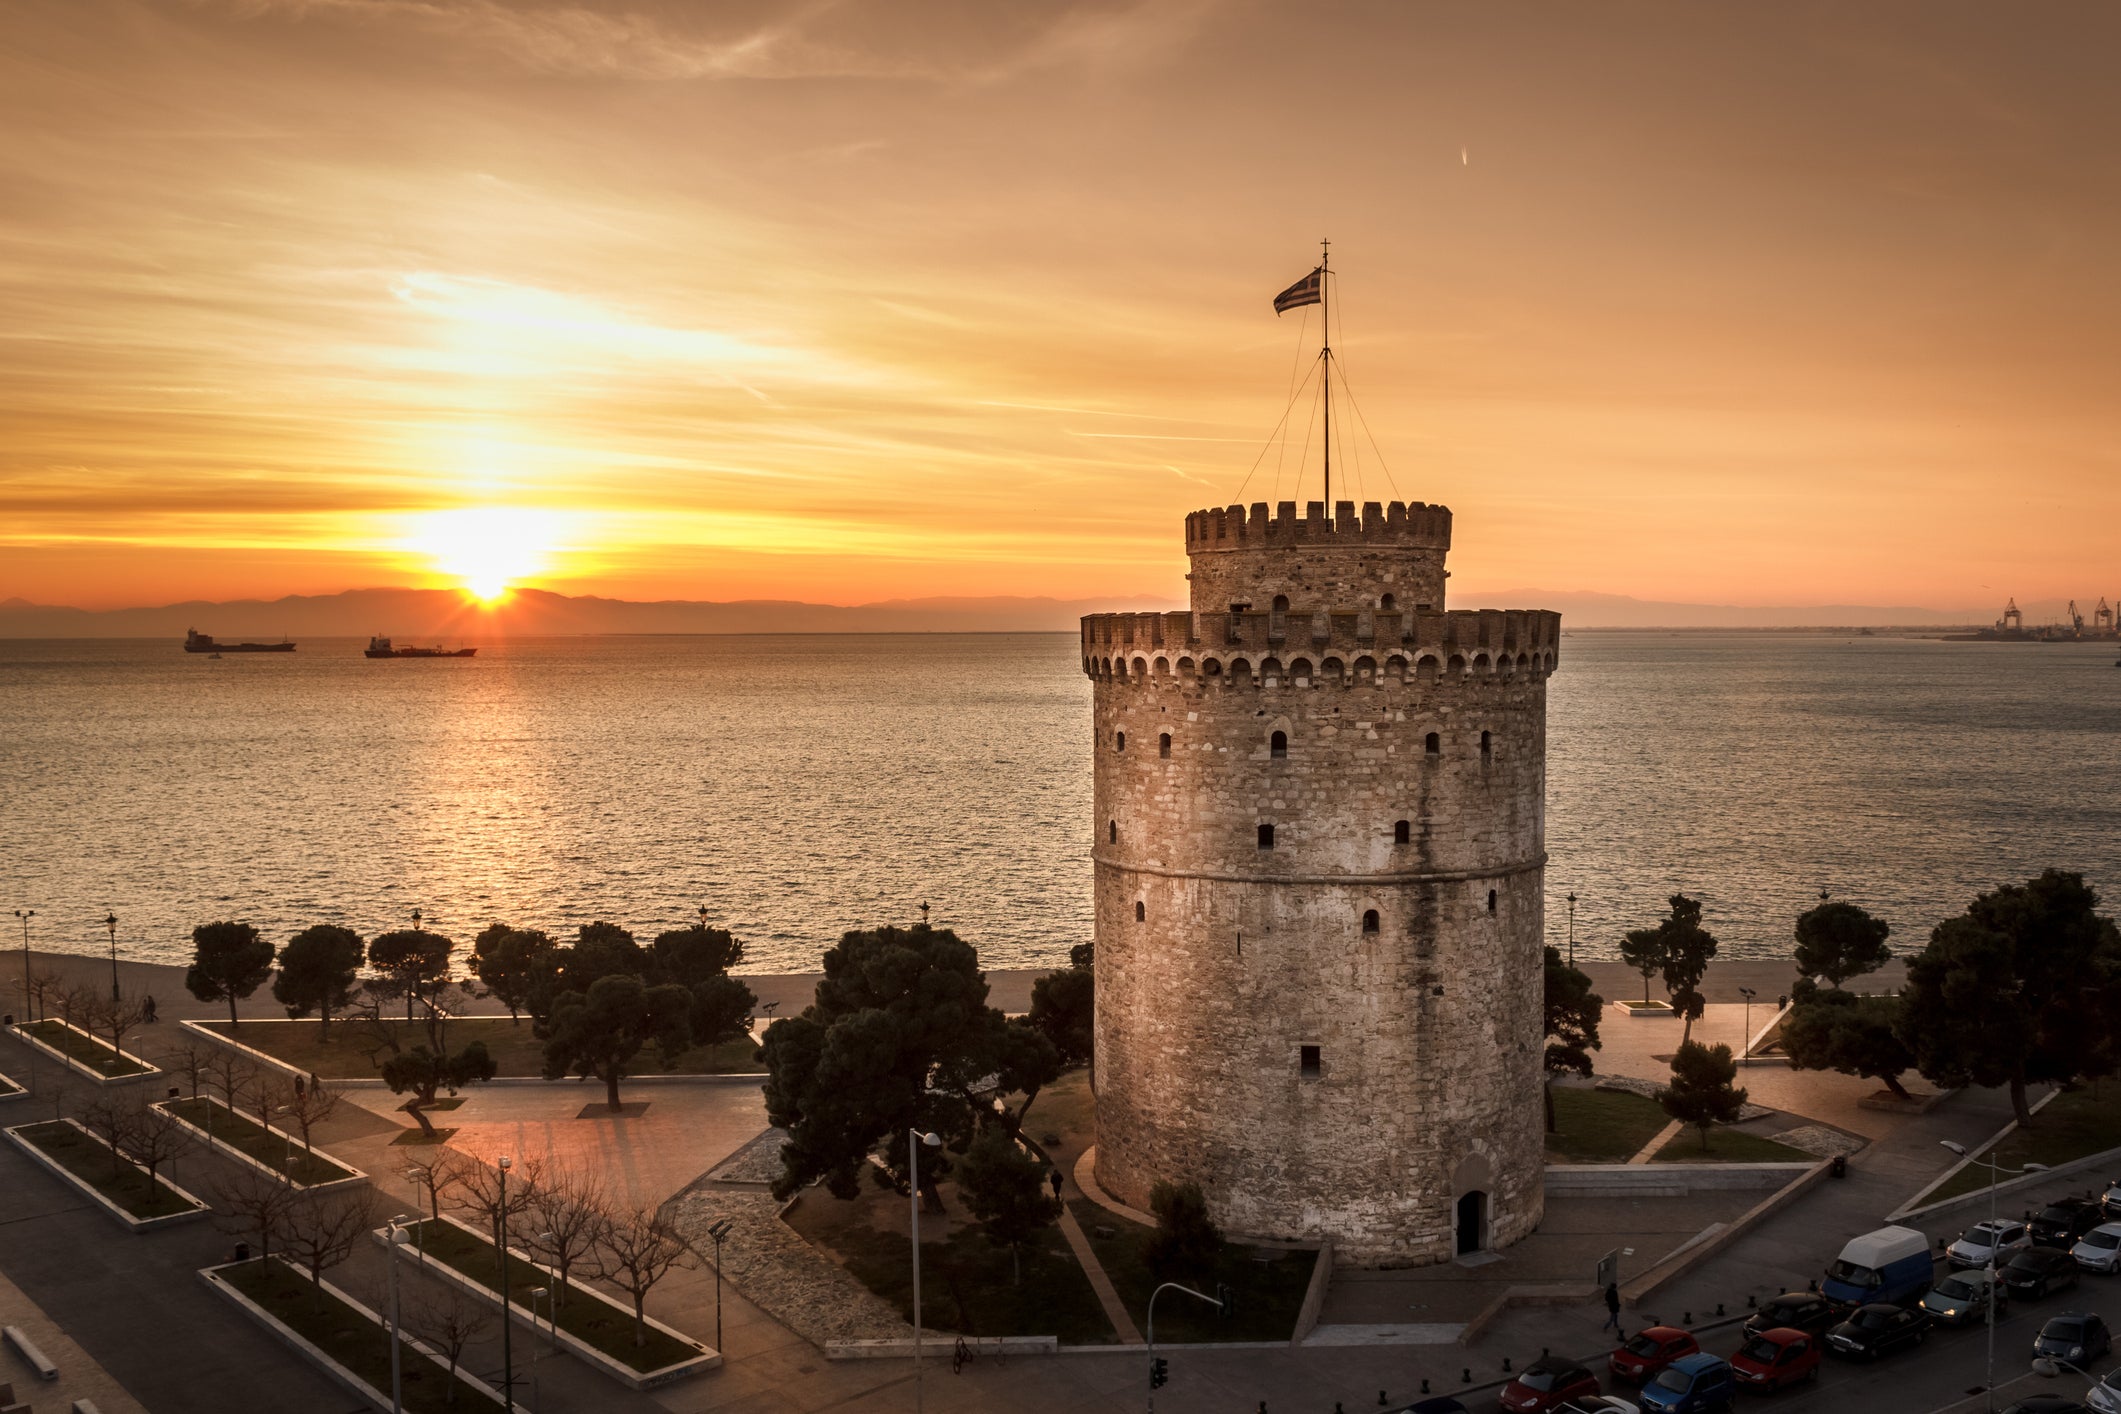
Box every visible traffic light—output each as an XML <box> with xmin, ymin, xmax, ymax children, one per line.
<box><xmin>1149</xmin><ymin>1356</ymin><xmax>1169</xmax><ymax>1390</ymax></box>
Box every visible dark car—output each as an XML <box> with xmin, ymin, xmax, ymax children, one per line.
<box><xmin>2002</xmin><ymin>1247</ymin><xmax>2083</xmax><ymax>1300</ymax></box>
<box><xmin>1827</xmin><ymin>1302</ymin><xmax>1932</xmax><ymax>1359</ymax></box>
<box><xmin>1389</xmin><ymin>1401</ymin><xmax>1470</xmax><ymax>1414</ymax></box>
<box><xmin>2034</xmin><ymin>1312</ymin><xmax>2114</xmax><ymax>1366</ymax></box>
<box><xmin>1999</xmin><ymin>1398</ymin><xmax>2089</xmax><ymax>1414</ymax></box>
<box><xmin>2032</xmin><ymin>1200</ymin><xmax>2106</xmax><ymax>1249</ymax></box>
<box><xmin>1610</xmin><ymin>1326</ymin><xmax>1701</xmax><ymax>1384</ymax></box>
<box><xmin>1729</xmin><ymin>1327</ymin><xmax>1821</xmax><ymax>1393</ymax></box>
<box><xmin>1744</xmin><ymin>1292</ymin><xmax>1839</xmax><ymax>1338</ymax></box>
<box><xmin>1638</xmin><ymin>1353</ymin><xmax>1737</xmax><ymax>1414</ymax></box>
<box><xmin>1498</xmin><ymin>1357</ymin><xmax>1602</xmax><ymax>1413</ymax></box>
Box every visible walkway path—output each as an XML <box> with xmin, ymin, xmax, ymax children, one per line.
<box><xmin>1054</xmin><ymin>1204</ymin><xmax>1143</xmax><ymax>1344</ymax></box>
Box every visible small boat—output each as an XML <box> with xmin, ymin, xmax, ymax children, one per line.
<box><xmin>365</xmin><ymin>635</ymin><xmax>476</xmax><ymax>659</ymax></box>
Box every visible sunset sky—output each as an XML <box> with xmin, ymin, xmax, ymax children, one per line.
<box><xmin>3</xmin><ymin>1</ymin><xmax>2116</xmax><ymax>612</ymax></box>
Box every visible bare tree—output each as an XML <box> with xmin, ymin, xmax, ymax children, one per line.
<box><xmin>79</xmin><ymin>1093</ymin><xmax>137</xmax><ymax>1181</ymax></box>
<box><xmin>202</xmin><ymin>1046</ymin><xmax>264</xmax><ymax>1126</ymax></box>
<box><xmin>405</xmin><ymin>1286</ymin><xmax>496</xmax><ymax>1403</ymax></box>
<box><xmin>55</xmin><ymin>980</ymin><xmax>97</xmax><ymax>1037</ymax></box>
<box><xmin>122</xmin><ymin>1103</ymin><xmax>195</xmax><ymax>1201</ymax></box>
<box><xmin>13</xmin><ymin>965</ymin><xmax>63</xmax><ymax>1023</ymax></box>
<box><xmin>404</xmin><ymin>1148</ymin><xmax>471</xmax><ymax>1225</ymax></box>
<box><xmin>521</xmin><ymin>1168</ymin><xmax>608</xmax><ymax>1310</ymax></box>
<box><xmin>450</xmin><ymin>1153</ymin><xmax>545</xmax><ymax>1246</ymax></box>
<box><xmin>171</xmin><ymin>1036</ymin><xmax>217</xmax><ymax>1101</ymax></box>
<box><xmin>590</xmin><ymin>1204</ymin><xmax>696</xmax><ymax>1349</ymax></box>
<box><xmin>276</xmin><ymin>1185</ymin><xmax>383</xmax><ymax>1311</ymax></box>
<box><xmin>267</xmin><ymin>1077</ymin><xmax>342</xmax><ymax>1158</ymax></box>
<box><xmin>214</xmin><ymin>1164</ymin><xmax>302</xmax><ymax>1265</ymax></box>
<box><xmin>86</xmin><ymin>993</ymin><xmax>150</xmax><ymax>1068</ymax></box>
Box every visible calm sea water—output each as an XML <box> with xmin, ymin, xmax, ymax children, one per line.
<box><xmin>2</xmin><ymin>632</ymin><xmax>2116</xmax><ymax>974</ymax></box>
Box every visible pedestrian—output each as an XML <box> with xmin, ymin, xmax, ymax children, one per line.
<box><xmin>142</xmin><ymin>994</ymin><xmax>158</xmax><ymax>1024</ymax></box>
<box><xmin>1601</xmin><ymin>1280</ymin><xmax>1622</xmax><ymax>1333</ymax></box>
<box><xmin>1049</xmin><ymin>1167</ymin><xmax>1064</xmax><ymax>1201</ymax></box>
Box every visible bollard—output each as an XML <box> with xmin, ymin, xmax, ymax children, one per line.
<box><xmin>1716</xmin><ymin>1303</ymin><xmax>1725</xmax><ymax>1317</ymax></box>
<box><xmin>1542</xmin><ymin>1347</ymin><xmax>1550</xmax><ymax>1359</ymax></box>
<box><xmin>1683</xmin><ymin>1311</ymin><xmax>1693</xmax><ymax>1325</ymax></box>
<box><xmin>1747</xmin><ymin>1293</ymin><xmax>1757</xmax><ymax>1309</ymax></box>
<box><xmin>1462</xmin><ymin>1368</ymin><xmax>1472</xmax><ymax>1384</ymax></box>
<box><xmin>1503</xmin><ymin>1357</ymin><xmax>1512</xmax><ymax>1373</ymax></box>
<box><xmin>1420</xmin><ymin>1380</ymin><xmax>1430</xmax><ymax>1395</ymax></box>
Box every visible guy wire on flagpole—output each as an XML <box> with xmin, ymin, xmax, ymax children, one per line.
<box><xmin>1320</xmin><ymin>237</ymin><xmax>1331</xmax><ymax>509</ymax></box>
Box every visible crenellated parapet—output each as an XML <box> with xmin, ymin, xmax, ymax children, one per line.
<box><xmin>1081</xmin><ymin>606</ymin><xmax>1561</xmax><ymax>680</ymax></box>
<box><xmin>1185</xmin><ymin>499</ymin><xmax>1452</xmax><ymax>553</ymax></box>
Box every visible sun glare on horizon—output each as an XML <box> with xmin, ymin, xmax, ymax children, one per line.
<box><xmin>404</xmin><ymin>507</ymin><xmax>570</xmax><ymax>602</ymax></box>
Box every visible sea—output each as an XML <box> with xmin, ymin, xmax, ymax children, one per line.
<box><xmin>1</xmin><ymin>632</ymin><xmax>2116</xmax><ymax>975</ymax></box>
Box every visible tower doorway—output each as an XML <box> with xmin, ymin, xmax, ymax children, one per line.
<box><xmin>1455</xmin><ymin>1190</ymin><xmax>1487</xmax><ymax>1255</ymax></box>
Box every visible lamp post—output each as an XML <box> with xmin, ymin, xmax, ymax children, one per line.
<box><xmin>1145</xmin><ymin>1281</ymin><xmax>1223</xmax><ymax>1414</ymax></box>
<box><xmin>496</xmin><ymin>1155</ymin><xmax>515</xmax><ymax>1412</ymax></box>
<box><xmin>386</xmin><ymin>1221</ymin><xmax>410</xmax><ymax>1414</ymax></box>
<box><xmin>1737</xmin><ymin>987</ymin><xmax>1757</xmax><ymax>1061</ymax></box>
<box><xmin>1566</xmin><ymin>892</ymin><xmax>1577</xmax><ymax>968</ymax></box>
<box><xmin>1941</xmin><ymin>1140</ymin><xmax>2049</xmax><ymax>1412</ymax></box>
<box><xmin>104</xmin><ymin>912</ymin><xmax>120</xmax><ymax>1003</ymax></box>
<box><xmin>14</xmin><ymin>909</ymin><xmax>32</xmax><ymax>1023</ymax></box>
<box><xmin>706</xmin><ymin>1217</ymin><xmax>734</xmax><ymax>1353</ymax></box>
<box><xmin>528</xmin><ymin>1284</ymin><xmax>552</xmax><ymax>1358</ymax></box>
<box><xmin>909</xmin><ymin>1128</ymin><xmax>942</xmax><ymax>1413</ymax></box>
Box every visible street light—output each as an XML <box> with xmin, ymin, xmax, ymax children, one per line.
<box><xmin>528</xmin><ymin>1285</ymin><xmax>553</xmax><ymax>1358</ymax></box>
<box><xmin>1941</xmin><ymin>1140</ymin><xmax>2050</xmax><ymax>1413</ymax></box>
<box><xmin>1737</xmin><ymin>987</ymin><xmax>1757</xmax><ymax>1061</ymax></box>
<box><xmin>496</xmin><ymin>1155</ymin><xmax>515</xmax><ymax>1412</ymax></box>
<box><xmin>13</xmin><ymin>909</ymin><xmax>32</xmax><ymax>1024</ymax></box>
<box><xmin>385</xmin><ymin>1221</ymin><xmax>411</xmax><ymax>1414</ymax></box>
<box><xmin>909</xmin><ymin>1128</ymin><xmax>942</xmax><ymax>1414</ymax></box>
<box><xmin>1145</xmin><ymin>1281</ymin><xmax>1223</xmax><ymax>1413</ymax></box>
<box><xmin>104</xmin><ymin>912</ymin><xmax>120</xmax><ymax>1003</ymax></box>
<box><xmin>1566</xmin><ymin>892</ymin><xmax>1578</xmax><ymax>967</ymax></box>
<box><xmin>706</xmin><ymin>1217</ymin><xmax>734</xmax><ymax>1353</ymax></box>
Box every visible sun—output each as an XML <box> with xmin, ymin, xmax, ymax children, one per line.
<box><xmin>404</xmin><ymin>507</ymin><xmax>567</xmax><ymax>602</ymax></box>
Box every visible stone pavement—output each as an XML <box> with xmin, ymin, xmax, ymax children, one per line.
<box><xmin>0</xmin><ymin>1265</ymin><xmax>149</xmax><ymax>1414</ymax></box>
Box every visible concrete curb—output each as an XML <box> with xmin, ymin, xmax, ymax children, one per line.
<box><xmin>1891</xmin><ymin>1139</ymin><xmax>2121</xmax><ymax>1225</ymax></box>
<box><xmin>1290</xmin><ymin>1238</ymin><xmax>1334</xmax><ymax>1347</ymax></box>
<box><xmin>1890</xmin><ymin>1089</ymin><xmax>2061</xmax><ymax>1218</ymax></box>
<box><xmin>198</xmin><ymin>1258</ymin><xmax>525</xmax><ymax>1413</ymax></box>
<box><xmin>7</xmin><ymin>1022</ymin><xmax>159</xmax><ymax>1086</ymax></box>
<box><xmin>374</xmin><ymin>1214</ymin><xmax>719</xmax><ymax>1388</ymax></box>
<box><xmin>0</xmin><ymin>1069</ymin><xmax>26</xmax><ymax>1100</ymax></box>
<box><xmin>1622</xmin><ymin>1157</ymin><xmax>1837</xmax><ymax>1306</ymax></box>
<box><xmin>152</xmin><ymin>1098</ymin><xmax>367</xmax><ymax>1193</ymax></box>
<box><xmin>1072</xmin><ymin>1146</ymin><xmax>1154</xmax><ymax>1227</ymax></box>
<box><xmin>4</xmin><ymin>1118</ymin><xmax>214</xmax><ymax>1232</ymax></box>
<box><xmin>826</xmin><ymin>1336</ymin><xmax>1059</xmax><ymax>1359</ymax></box>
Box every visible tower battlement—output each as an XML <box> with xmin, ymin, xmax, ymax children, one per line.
<box><xmin>1185</xmin><ymin>500</ymin><xmax>1453</xmax><ymax>554</ymax></box>
<box><xmin>1082</xmin><ymin>606</ymin><xmax>1559</xmax><ymax>675</ymax></box>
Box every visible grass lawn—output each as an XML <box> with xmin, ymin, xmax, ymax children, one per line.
<box><xmin>162</xmin><ymin>1097</ymin><xmax>357</xmax><ymax>1185</ymax></box>
<box><xmin>1926</xmin><ymin>1085</ymin><xmax>2121</xmax><ymax>1205</ymax></box>
<box><xmin>403</xmin><ymin>1217</ymin><xmax>703</xmax><ymax>1372</ymax></box>
<box><xmin>1545</xmin><ymin>1087</ymin><xmax>1672</xmax><ymax>1163</ymax></box>
<box><xmin>18</xmin><ymin>1019</ymin><xmax>151</xmax><ymax>1076</ymax></box>
<box><xmin>221</xmin><ymin>1258</ymin><xmax>495</xmax><ymax>1413</ymax></box>
<box><xmin>1651</xmin><ymin>1127</ymin><xmax>1815</xmax><ymax>1163</ymax></box>
<box><xmin>198</xmin><ymin>1017</ymin><xmax>759</xmax><ymax>1080</ymax></box>
<box><xmin>1067</xmin><ymin>1198</ymin><xmax>1314</xmax><ymax>1343</ymax></box>
<box><xmin>800</xmin><ymin>1199</ymin><xmax>1117</xmax><ymax>1344</ymax></box>
<box><xmin>15</xmin><ymin>1119</ymin><xmax>201</xmax><ymax>1219</ymax></box>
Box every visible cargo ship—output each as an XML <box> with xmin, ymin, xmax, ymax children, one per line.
<box><xmin>184</xmin><ymin>629</ymin><xmax>294</xmax><ymax>653</ymax></box>
<box><xmin>365</xmin><ymin>635</ymin><xmax>476</xmax><ymax>659</ymax></box>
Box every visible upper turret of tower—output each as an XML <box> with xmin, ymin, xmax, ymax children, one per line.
<box><xmin>1185</xmin><ymin>499</ymin><xmax>1452</xmax><ymax>615</ymax></box>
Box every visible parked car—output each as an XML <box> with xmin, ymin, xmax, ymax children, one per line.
<box><xmin>1610</xmin><ymin>1327</ymin><xmax>1700</xmax><ymax>1384</ymax></box>
<box><xmin>1950</xmin><ymin>1219</ymin><xmax>2034</xmax><ymax>1270</ymax></box>
<box><xmin>1636</xmin><ymin>1353</ymin><xmax>1736</xmax><ymax>1414</ymax></box>
<box><xmin>2000</xmin><ymin>1398</ymin><xmax>2090</xmax><ymax>1414</ymax></box>
<box><xmin>1824</xmin><ymin>1226</ymin><xmax>1936</xmax><ymax>1306</ymax></box>
<box><xmin>2101</xmin><ymin>1178</ymin><xmax>2121</xmax><ymax>1221</ymax></box>
<box><xmin>1921</xmin><ymin>1269</ymin><xmax>2010</xmax><ymax>1326</ymax></box>
<box><xmin>2034</xmin><ymin>1312</ymin><xmax>2114</xmax><ymax>1366</ymax></box>
<box><xmin>1557</xmin><ymin>1400</ymin><xmax>1643</xmax><ymax>1414</ymax></box>
<box><xmin>2072</xmin><ymin>1223</ymin><xmax>2121</xmax><ymax>1274</ymax></box>
<box><xmin>2086</xmin><ymin>1362</ymin><xmax>2121</xmax><ymax>1414</ymax></box>
<box><xmin>2033</xmin><ymin>1201</ymin><xmax>2107</xmax><ymax>1250</ymax></box>
<box><xmin>1728</xmin><ymin>1327</ymin><xmax>1821</xmax><ymax>1392</ymax></box>
<box><xmin>2003</xmin><ymin>1247</ymin><xmax>2084</xmax><ymax>1300</ymax></box>
<box><xmin>1743</xmin><ymin>1292</ymin><xmax>1840</xmax><ymax>1338</ymax></box>
<box><xmin>1827</xmin><ymin>1302</ymin><xmax>1932</xmax><ymax>1359</ymax></box>
<box><xmin>1499</xmin><ymin>1357</ymin><xmax>1603</xmax><ymax>1413</ymax></box>
<box><xmin>1389</xmin><ymin>1401</ymin><xmax>1471</xmax><ymax>1414</ymax></box>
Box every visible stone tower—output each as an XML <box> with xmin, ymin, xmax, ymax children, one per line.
<box><xmin>1080</xmin><ymin>499</ymin><xmax>1560</xmax><ymax>1266</ymax></box>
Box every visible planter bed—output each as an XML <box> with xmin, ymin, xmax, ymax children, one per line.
<box><xmin>384</xmin><ymin>1214</ymin><xmax>714</xmax><ymax>1387</ymax></box>
<box><xmin>191</xmin><ymin>1017</ymin><xmax>759</xmax><ymax>1081</ymax></box>
<box><xmin>5</xmin><ymin>1118</ymin><xmax>211</xmax><ymax>1231</ymax></box>
<box><xmin>8</xmin><ymin>1019</ymin><xmax>157</xmax><ymax>1080</ymax></box>
<box><xmin>0</xmin><ymin>1070</ymin><xmax>23</xmax><ymax>1099</ymax></box>
<box><xmin>201</xmin><ymin>1256</ymin><xmax>517</xmax><ymax>1412</ymax></box>
<box><xmin>156</xmin><ymin>1096</ymin><xmax>364</xmax><ymax>1188</ymax></box>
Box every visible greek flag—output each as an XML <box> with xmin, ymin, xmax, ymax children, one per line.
<box><xmin>1272</xmin><ymin>268</ymin><xmax>1322</xmax><ymax>314</ymax></box>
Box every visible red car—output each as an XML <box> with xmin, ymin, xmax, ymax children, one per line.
<box><xmin>1609</xmin><ymin>1326</ymin><xmax>1701</xmax><ymax>1385</ymax></box>
<box><xmin>1729</xmin><ymin>1327</ymin><xmax>1821</xmax><ymax>1393</ymax></box>
<box><xmin>1499</xmin><ymin>1356</ymin><xmax>1602</xmax><ymax>1412</ymax></box>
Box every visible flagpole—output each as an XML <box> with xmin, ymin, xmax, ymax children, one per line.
<box><xmin>1320</xmin><ymin>239</ymin><xmax>1331</xmax><ymax>509</ymax></box>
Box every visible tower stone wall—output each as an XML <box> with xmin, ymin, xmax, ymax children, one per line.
<box><xmin>1083</xmin><ymin>497</ymin><xmax>1559</xmax><ymax>1267</ymax></box>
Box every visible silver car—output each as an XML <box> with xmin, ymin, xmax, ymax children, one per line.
<box><xmin>2087</xmin><ymin>1363</ymin><xmax>2121</xmax><ymax>1414</ymax></box>
<box><xmin>2073</xmin><ymin>1222</ymin><xmax>2121</xmax><ymax>1274</ymax></box>
<box><xmin>1949</xmin><ymin>1219</ymin><xmax>2032</xmax><ymax>1269</ymax></box>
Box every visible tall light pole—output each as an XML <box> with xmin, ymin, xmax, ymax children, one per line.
<box><xmin>105</xmin><ymin>912</ymin><xmax>120</xmax><ymax>1003</ymax></box>
<box><xmin>1738</xmin><ymin>987</ymin><xmax>1756</xmax><ymax>1061</ymax></box>
<box><xmin>496</xmin><ymin>1155</ymin><xmax>515</xmax><ymax>1411</ymax></box>
<box><xmin>1145</xmin><ymin>1281</ymin><xmax>1223</xmax><ymax>1414</ymax></box>
<box><xmin>706</xmin><ymin>1217</ymin><xmax>734</xmax><ymax>1353</ymax></box>
<box><xmin>1941</xmin><ymin>1140</ymin><xmax>2049</xmax><ymax>1413</ymax></box>
<box><xmin>13</xmin><ymin>909</ymin><xmax>33</xmax><ymax>1023</ymax></box>
<box><xmin>1566</xmin><ymin>892</ymin><xmax>1578</xmax><ymax>967</ymax></box>
<box><xmin>386</xmin><ymin>1220</ymin><xmax>409</xmax><ymax>1414</ymax></box>
<box><xmin>909</xmin><ymin>1128</ymin><xmax>942</xmax><ymax>1413</ymax></box>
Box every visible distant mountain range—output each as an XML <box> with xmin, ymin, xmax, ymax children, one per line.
<box><xmin>0</xmin><ymin>585</ymin><xmax>2008</xmax><ymax>637</ymax></box>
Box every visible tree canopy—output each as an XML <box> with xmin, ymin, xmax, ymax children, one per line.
<box><xmin>184</xmin><ymin>920</ymin><xmax>275</xmax><ymax>1027</ymax></box>
<box><xmin>1541</xmin><ymin>946</ymin><xmax>1603</xmax><ymax>1132</ymax></box>
<box><xmin>273</xmin><ymin>925</ymin><xmax>364</xmax><ymax>1036</ymax></box>
<box><xmin>367</xmin><ymin>928</ymin><xmax>455</xmax><ymax>1020</ymax></box>
<box><xmin>1025</xmin><ymin>943</ymin><xmax>1094</xmax><ymax>1072</ymax></box>
<box><xmin>1657</xmin><ymin>1040</ymin><xmax>1748</xmax><ymax>1148</ymax></box>
<box><xmin>1781</xmin><ymin>980</ymin><xmax>1913</xmax><ymax>1099</ymax></box>
<box><xmin>471</xmin><ymin>924</ymin><xmax>557</xmax><ymax>1023</ymax></box>
<box><xmin>379</xmin><ymin>1040</ymin><xmax>497</xmax><ymax>1139</ymax></box>
<box><xmin>954</xmin><ymin>1127</ymin><xmax>1061</xmax><ymax>1284</ymax></box>
<box><xmin>1621</xmin><ymin>894</ymin><xmax>1718</xmax><ymax>1041</ymax></box>
<box><xmin>759</xmin><ymin>924</ymin><xmax>1060</xmax><ymax>1203</ymax></box>
<box><xmin>1793</xmin><ymin>902</ymin><xmax>1892</xmax><ymax>988</ymax></box>
<box><xmin>1898</xmin><ymin>870</ymin><xmax>2121</xmax><ymax>1125</ymax></box>
<box><xmin>541</xmin><ymin>973</ymin><xmax>694</xmax><ymax>1112</ymax></box>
